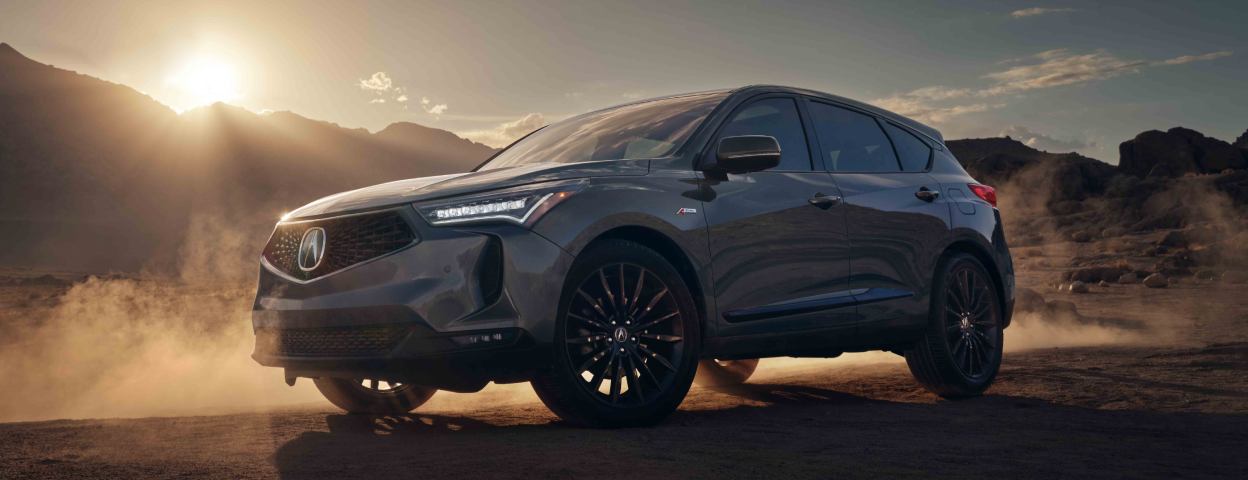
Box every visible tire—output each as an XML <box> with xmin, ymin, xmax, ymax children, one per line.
<box><xmin>312</xmin><ymin>377</ymin><xmax>437</xmax><ymax>414</ymax></box>
<box><xmin>694</xmin><ymin>359</ymin><xmax>759</xmax><ymax>387</ymax></box>
<box><xmin>531</xmin><ymin>240</ymin><xmax>701</xmax><ymax>428</ymax></box>
<box><xmin>905</xmin><ymin>252</ymin><xmax>1004</xmax><ymax>398</ymax></box>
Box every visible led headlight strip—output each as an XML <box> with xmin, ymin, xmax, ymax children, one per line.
<box><xmin>415</xmin><ymin>178</ymin><xmax>588</xmax><ymax>227</ymax></box>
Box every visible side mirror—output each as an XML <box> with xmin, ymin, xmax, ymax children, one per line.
<box><xmin>709</xmin><ymin>135</ymin><xmax>781</xmax><ymax>174</ymax></box>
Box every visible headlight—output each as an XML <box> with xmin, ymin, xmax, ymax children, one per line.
<box><xmin>415</xmin><ymin>179</ymin><xmax>589</xmax><ymax>227</ymax></box>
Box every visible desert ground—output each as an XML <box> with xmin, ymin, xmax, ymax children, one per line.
<box><xmin>2</xmin><ymin>229</ymin><xmax>1247</xmax><ymax>479</ymax></box>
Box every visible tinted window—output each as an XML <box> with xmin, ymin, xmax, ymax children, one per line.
<box><xmin>481</xmin><ymin>91</ymin><xmax>729</xmax><ymax>171</ymax></box>
<box><xmin>808</xmin><ymin>102</ymin><xmax>899</xmax><ymax>172</ymax></box>
<box><xmin>718</xmin><ymin>98</ymin><xmax>812</xmax><ymax>171</ymax></box>
<box><xmin>883</xmin><ymin>122</ymin><xmax>932</xmax><ymax>171</ymax></box>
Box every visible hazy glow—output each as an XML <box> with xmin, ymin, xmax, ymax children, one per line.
<box><xmin>166</xmin><ymin>59</ymin><xmax>243</xmax><ymax>112</ymax></box>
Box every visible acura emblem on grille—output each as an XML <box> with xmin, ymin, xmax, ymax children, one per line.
<box><xmin>297</xmin><ymin>227</ymin><xmax>327</xmax><ymax>271</ymax></box>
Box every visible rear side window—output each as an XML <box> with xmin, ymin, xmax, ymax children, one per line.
<box><xmin>807</xmin><ymin>102</ymin><xmax>899</xmax><ymax>172</ymax></box>
<box><xmin>718</xmin><ymin>98</ymin><xmax>812</xmax><ymax>171</ymax></box>
<box><xmin>883</xmin><ymin>122</ymin><xmax>932</xmax><ymax>171</ymax></box>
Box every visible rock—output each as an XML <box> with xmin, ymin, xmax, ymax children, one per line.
<box><xmin>1142</xmin><ymin>247</ymin><xmax>1159</xmax><ymax>257</ymax></box>
<box><xmin>1016</xmin><ymin>287</ymin><xmax>1047</xmax><ymax>312</ymax></box>
<box><xmin>1118</xmin><ymin>272</ymin><xmax>1139</xmax><ymax>284</ymax></box>
<box><xmin>1069</xmin><ymin>281</ymin><xmax>1089</xmax><ymax>294</ymax></box>
<box><xmin>1102</xmin><ymin>227</ymin><xmax>1128</xmax><ymax>238</ymax></box>
<box><xmin>1191</xmin><ymin>134</ymin><xmax>1247</xmax><ymax>172</ymax></box>
<box><xmin>1067</xmin><ymin>267</ymin><xmax>1123</xmax><ymax>283</ymax></box>
<box><xmin>1224</xmin><ymin>271</ymin><xmax>1248</xmax><ymax>284</ymax></box>
<box><xmin>1195</xmin><ymin>270</ymin><xmax>1217</xmax><ymax>280</ymax></box>
<box><xmin>1099</xmin><ymin>280</ymin><xmax>1111</xmax><ymax>287</ymax></box>
<box><xmin>1047</xmin><ymin>300</ymin><xmax>1079</xmax><ymax>317</ymax></box>
<box><xmin>1144</xmin><ymin>273</ymin><xmax>1168</xmax><ymax>288</ymax></box>
<box><xmin>1071</xmin><ymin>231</ymin><xmax>1092</xmax><ymax>243</ymax></box>
<box><xmin>1119</xmin><ymin>130</ymin><xmax>1198</xmax><ymax>179</ymax></box>
<box><xmin>1158</xmin><ymin>230</ymin><xmax>1190</xmax><ymax>249</ymax></box>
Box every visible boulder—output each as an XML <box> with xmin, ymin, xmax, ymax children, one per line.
<box><xmin>1069</xmin><ymin>281</ymin><xmax>1089</xmax><ymax>294</ymax></box>
<box><xmin>1224</xmin><ymin>271</ymin><xmax>1248</xmax><ymax>284</ymax></box>
<box><xmin>1195</xmin><ymin>269</ymin><xmax>1217</xmax><ymax>280</ymax></box>
<box><xmin>1191</xmin><ymin>134</ymin><xmax>1247</xmax><ymax>172</ymax></box>
<box><xmin>1143</xmin><ymin>247</ymin><xmax>1159</xmax><ymax>257</ymax></box>
<box><xmin>1102</xmin><ymin>227</ymin><xmax>1127</xmax><ymax>238</ymax></box>
<box><xmin>1157</xmin><ymin>230</ymin><xmax>1189</xmax><ymax>248</ymax></box>
<box><xmin>1119</xmin><ymin>130</ymin><xmax>1198</xmax><ymax>179</ymax></box>
<box><xmin>1071</xmin><ymin>231</ymin><xmax>1092</xmax><ymax>243</ymax></box>
<box><xmin>1047</xmin><ymin>300</ymin><xmax>1079</xmax><ymax>317</ymax></box>
<box><xmin>1016</xmin><ymin>287</ymin><xmax>1047</xmax><ymax>312</ymax></box>
<box><xmin>1118</xmin><ymin>271</ymin><xmax>1139</xmax><ymax>284</ymax></box>
<box><xmin>1144</xmin><ymin>273</ymin><xmax>1169</xmax><ymax>288</ymax></box>
<box><xmin>1098</xmin><ymin>280</ymin><xmax>1111</xmax><ymax>287</ymax></box>
<box><xmin>1067</xmin><ymin>267</ymin><xmax>1123</xmax><ymax>283</ymax></box>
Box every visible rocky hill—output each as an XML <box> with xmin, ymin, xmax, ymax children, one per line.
<box><xmin>951</xmin><ymin>128</ymin><xmax>1248</xmax><ymax>278</ymax></box>
<box><xmin>0</xmin><ymin>43</ymin><xmax>495</xmax><ymax>275</ymax></box>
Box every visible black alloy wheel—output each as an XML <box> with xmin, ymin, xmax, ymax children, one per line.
<box><xmin>904</xmin><ymin>252</ymin><xmax>1003</xmax><ymax>397</ymax></box>
<box><xmin>313</xmin><ymin>376</ymin><xmax>438</xmax><ymax>414</ymax></box>
<box><xmin>944</xmin><ymin>267</ymin><xmax>1001</xmax><ymax>378</ymax></box>
<box><xmin>532</xmin><ymin>240</ymin><xmax>700</xmax><ymax>428</ymax></box>
<box><xmin>565</xmin><ymin>262</ymin><xmax>686</xmax><ymax>407</ymax></box>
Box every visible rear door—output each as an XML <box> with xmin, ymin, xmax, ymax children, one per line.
<box><xmin>700</xmin><ymin>96</ymin><xmax>854</xmax><ymax>338</ymax></box>
<box><xmin>804</xmin><ymin>99</ymin><xmax>951</xmax><ymax>341</ymax></box>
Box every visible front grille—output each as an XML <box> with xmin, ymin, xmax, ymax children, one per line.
<box><xmin>255</xmin><ymin>325</ymin><xmax>411</xmax><ymax>357</ymax></box>
<box><xmin>263</xmin><ymin>210</ymin><xmax>418</xmax><ymax>281</ymax></box>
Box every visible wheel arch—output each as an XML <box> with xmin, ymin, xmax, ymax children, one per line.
<box><xmin>941</xmin><ymin>238</ymin><xmax>1011</xmax><ymax>328</ymax></box>
<box><xmin>585</xmin><ymin>225</ymin><xmax>710</xmax><ymax>341</ymax></box>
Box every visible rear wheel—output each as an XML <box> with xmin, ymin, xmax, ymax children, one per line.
<box><xmin>312</xmin><ymin>377</ymin><xmax>437</xmax><ymax>414</ymax></box>
<box><xmin>695</xmin><ymin>359</ymin><xmax>759</xmax><ymax>387</ymax></box>
<box><xmin>531</xmin><ymin>240</ymin><xmax>700</xmax><ymax>428</ymax></box>
<box><xmin>904</xmin><ymin>252</ymin><xmax>1003</xmax><ymax>398</ymax></box>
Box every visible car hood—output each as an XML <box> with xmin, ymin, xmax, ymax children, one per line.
<box><xmin>285</xmin><ymin>159</ymin><xmax>649</xmax><ymax>219</ymax></box>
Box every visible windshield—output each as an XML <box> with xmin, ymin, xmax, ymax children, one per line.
<box><xmin>479</xmin><ymin>91</ymin><xmax>729</xmax><ymax>171</ymax></box>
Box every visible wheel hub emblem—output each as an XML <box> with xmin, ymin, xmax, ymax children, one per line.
<box><xmin>613</xmin><ymin>327</ymin><xmax>629</xmax><ymax>343</ymax></box>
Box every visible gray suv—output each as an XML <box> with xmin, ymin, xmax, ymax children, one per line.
<box><xmin>251</xmin><ymin>85</ymin><xmax>1015</xmax><ymax>427</ymax></box>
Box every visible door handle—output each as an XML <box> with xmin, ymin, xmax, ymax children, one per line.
<box><xmin>915</xmin><ymin>187</ymin><xmax>940</xmax><ymax>202</ymax></box>
<box><xmin>809</xmin><ymin>193</ymin><xmax>842</xmax><ymax>210</ymax></box>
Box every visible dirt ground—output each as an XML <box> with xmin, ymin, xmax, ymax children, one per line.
<box><xmin>2</xmin><ymin>232</ymin><xmax>1247</xmax><ymax>479</ymax></box>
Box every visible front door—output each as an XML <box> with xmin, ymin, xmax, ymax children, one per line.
<box><xmin>701</xmin><ymin>96</ymin><xmax>853</xmax><ymax>338</ymax></box>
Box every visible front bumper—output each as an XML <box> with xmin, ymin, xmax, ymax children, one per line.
<box><xmin>251</xmin><ymin>206</ymin><xmax>575</xmax><ymax>392</ymax></box>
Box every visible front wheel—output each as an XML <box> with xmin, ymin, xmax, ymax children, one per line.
<box><xmin>904</xmin><ymin>252</ymin><xmax>1004</xmax><ymax>398</ymax></box>
<box><xmin>695</xmin><ymin>359</ymin><xmax>759</xmax><ymax>387</ymax></box>
<box><xmin>531</xmin><ymin>240</ymin><xmax>701</xmax><ymax>428</ymax></box>
<box><xmin>312</xmin><ymin>377</ymin><xmax>437</xmax><ymax>414</ymax></box>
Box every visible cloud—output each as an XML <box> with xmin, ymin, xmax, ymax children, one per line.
<box><xmin>981</xmin><ymin>49</ymin><xmax>1233</xmax><ymax>96</ymax></box>
<box><xmin>421</xmin><ymin>96</ymin><xmax>429</xmax><ymax>105</ymax></box>
<box><xmin>396</xmin><ymin>94</ymin><xmax>408</xmax><ymax>102</ymax></box>
<box><xmin>1012</xmin><ymin>7</ymin><xmax>1077</xmax><ymax>18</ymax></box>
<box><xmin>459</xmin><ymin>113</ymin><xmax>546</xmax><ymax>148</ymax></box>
<box><xmin>622</xmin><ymin>92</ymin><xmax>645</xmax><ymax>100</ymax></box>
<box><xmin>906</xmin><ymin>86</ymin><xmax>974</xmax><ymax>101</ymax></box>
<box><xmin>1153</xmin><ymin>51</ymin><xmax>1233</xmax><ymax>66</ymax></box>
<box><xmin>370</xmin><ymin>98</ymin><xmax>385</xmax><ymax>104</ymax></box>
<box><xmin>358</xmin><ymin>72</ymin><xmax>393</xmax><ymax>92</ymax></box>
<box><xmin>998</xmin><ymin>125</ymin><xmax>1094</xmax><ymax>152</ymax></box>
<box><xmin>871</xmin><ymin>95</ymin><xmax>997</xmax><ymax>124</ymax></box>
<box><xmin>426</xmin><ymin>104</ymin><xmax>447</xmax><ymax>115</ymax></box>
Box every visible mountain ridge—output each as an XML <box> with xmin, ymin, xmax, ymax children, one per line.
<box><xmin>0</xmin><ymin>43</ymin><xmax>496</xmax><ymax>275</ymax></box>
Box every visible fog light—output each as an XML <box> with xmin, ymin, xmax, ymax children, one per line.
<box><xmin>451</xmin><ymin>331</ymin><xmax>515</xmax><ymax>346</ymax></box>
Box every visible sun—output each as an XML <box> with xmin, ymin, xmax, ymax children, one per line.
<box><xmin>168</xmin><ymin>58</ymin><xmax>243</xmax><ymax>111</ymax></box>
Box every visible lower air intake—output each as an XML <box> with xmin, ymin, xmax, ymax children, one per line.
<box><xmin>255</xmin><ymin>325</ymin><xmax>411</xmax><ymax>357</ymax></box>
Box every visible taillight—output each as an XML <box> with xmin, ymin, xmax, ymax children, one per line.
<box><xmin>967</xmin><ymin>184</ymin><xmax>997</xmax><ymax>207</ymax></box>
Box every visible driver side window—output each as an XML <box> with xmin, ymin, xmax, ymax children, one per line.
<box><xmin>719</xmin><ymin>98</ymin><xmax>812</xmax><ymax>171</ymax></box>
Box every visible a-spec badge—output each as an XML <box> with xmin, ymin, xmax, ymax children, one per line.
<box><xmin>676</xmin><ymin>208</ymin><xmax>697</xmax><ymax>215</ymax></box>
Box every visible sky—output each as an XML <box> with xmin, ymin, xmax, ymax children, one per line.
<box><xmin>1</xmin><ymin>0</ymin><xmax>1244</xmax><ymax>162</ymax></box>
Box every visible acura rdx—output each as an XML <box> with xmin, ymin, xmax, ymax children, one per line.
<box><xmin>251</xmin><ymin>85</ymin><xmax>1015</xmax><ymax>427</ymax></box>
